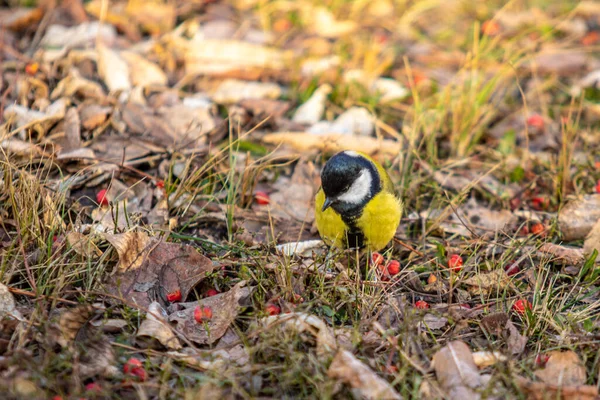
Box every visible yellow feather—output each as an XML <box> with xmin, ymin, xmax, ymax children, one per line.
<box><xmin>314</xmin><ymin>153</ymin><xmax>402</xmax><ymax>251</ymax></box>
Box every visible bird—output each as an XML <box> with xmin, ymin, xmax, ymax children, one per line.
<box><xmin>314</xmin><ymin>150</ymin><xmax>402</xmax><ymax>252</ymax></box>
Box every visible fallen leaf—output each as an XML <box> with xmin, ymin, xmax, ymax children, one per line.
<box><xmin>263</xmin><ymin>313</ymin><xmax>337</xmax><ymax>356</ymax></box>
<box><xmin>463</xmin><ymin>269</ymin><xmax>513</xmax><ymax>295</ymax></box>
<box><xmin>559</xmin><ymin>195</ymin><xmax>600</xmax><ymax>241</ymax></box>
<box><xmin>505</xmin><ymin>319</ymin><xmax>527</xmax><ymax>355</ymax></box>
<box><xmin>535</xmin><ymin>351</ymin><xmax>587</xmax><ymax>387</ymax></box>
<box><xmin>124</xmin><ymin>0</ymin><xmax>176</xmax><ymax>35</ymax></box>
<box><xmin>0</xmin><ymin>284</ymin><xmax>22</xmax><ymax>320</ymax></box>
<box><xmin>539</xmin><ymin>243</ymin><xmax>585</xmax><ymax>265</ymax></box>
<box><xmin>183</xmin><ymin>39</ymin><xmax>287</xmax><ymax>75</ymax></box>
<box><xmin>371</xmin><ymin>78</ymin><xmax>410</xmax><ymax>103</ymax></box>
<box><xmin>169</xmin><ymin>281</ymin><xmax>251</xmax><ymax>345</ymax></box>
<box><xmin>328</xmin><ymin>349</ymin><xmax>403</xmax><ymax>400</ymax></box>
<box><xmin>97</xmin><ymin>43</ymin><xmax>131</xmax><ymax>92</ymax></box>
<box><xmin>583</xmin><ymin>218</ymin><xmax>600</xmax><ymax>262</ymax></box>
<box><xmin>80</xmin><ymin>104</ymin><xmax>111</xmax><ymax>130</ymax></box>
<box><xmin>41</xmin><ymin>22</ymin><xmax>116</xmax><ymax>49</ymax></box>
<box><xmin>66</xmin><ymin>232</ymin><xmax>102</xmax><ymax>257</ymax></box>
<box><xmin>276</xmin><ymin>239</ymin><xmax>324</xmax><ymax>257</ymax></box>
<box><xmin>136</xmin><ymin>302</ymin><xmax>182</xmax><ymax>350</ymax></box>
<box><xmin>308</xmin><ymin>107</ymin><xmax>374</xmax><ymax>136</ymax></box>
<box><xmin>526</xmin><ymin>49</ymin><xmax>588</xmax><ymax>75</ymax></box>
<box><xmin>269</xmin><ymin>161</ymin><xmax>317</xmax><ymax>222</ymax></box>
<box><xmin>47</xmin><ymin>305</ymin><xmax>118</xmax><ymax>377</ymax></box>
<box><xmin>104</xmin><ymin>232</ymin><xmax>216</xmax><ymax>309</ymax></box>
<box><xmin>210</xmin><ymin>79</ymin><xmax>282</xmax><ymax>104</ymax></box>
<box><xmin>50</xmin><ymin>70</ymin><xmax>106</xmax><ymax>100</ymax></box>
<box><xmin>1</xmin><ymin>8</ymin><xmax>44</xmax><ymax>32</ymax></box>
<box><xmin>432</xmin><ymin>341</ymin><xmax>482</xmax><ymax>399</ymax></box>
<box><xmin>262</xmin><ymin>132</ymin><xmax>401</xmax><ymax>156</ymax></box>
<box><xmin>472</xmin><ymin>351</ymin><xmax>507</xmax><ymax>368</ymax></box>
<box><xmin>420</xmin><ymin>313</ymin><xmax>448</xmax><ymax>330</ymax></box>
<box><xmin>310</xmin><ymin>7</ymin><xmax>357</xmax><ymax>38</ymax></box>
<box><xmin>515</xmin><ymin>376</ymin><xmax>598</xmax><ymax>400</ymax></box>
<box><xmin>120</xmin><ymin>51</ymin><xmax>168</xmax><ymax>87</ymax></box>
<box><xmin>292</xmin><ymin>84</ymin><xmax>331</xmax><ymax>125</ymax></box>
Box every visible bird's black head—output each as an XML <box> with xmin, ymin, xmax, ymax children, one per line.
<box><xmin>320</xmin><ymin>151</ymin><xmax>381</xmax><ymax>217</ymax></box>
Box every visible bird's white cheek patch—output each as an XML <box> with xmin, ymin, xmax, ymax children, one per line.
<box><xmin>337</xmin><ymin>170</ymin><xmax>371</xmax><ymax>204</ymax></box>
<box><xmin>344</xmin><ymin>150</ymin><xmax>360</xmax><ymax>157</ymax></box>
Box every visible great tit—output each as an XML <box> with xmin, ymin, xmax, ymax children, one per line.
<box><xmin>315</xmin><ymin>150</ymin><xmax>402</xmax><ymax>251</ymax></box>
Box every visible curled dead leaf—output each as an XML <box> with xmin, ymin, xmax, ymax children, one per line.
<box><xmin>169</xmin><ymin>281</ymin><xmax>251</xmax><ymax>345</ymax></box>
<box><xmin>559</xmin><ymin>195</ymin><xmax>600</xmax><ymax>241</ymax></box>
<box><xmin>104</xmin><ymin>232</ymin><xmax>216</xmax><ymax>309</ymax></box>
<box><xmin>534</xmin><ymin>351</ymin><xmax>586</xmax><ymax>387</ymax></box>
<box><xmin>432</xmin><ymin>341</ymin><xmax>482</xmax><ymax>399</ymax></box>
<box><xmin>328</xmin><ymin>349</ymin><xmax>403</xmax><ymax>400</ymax></box>
<box><xmin>136</xmin><ymin>302</ymin><xmax>181</xmax><ymax>350</ymax></box>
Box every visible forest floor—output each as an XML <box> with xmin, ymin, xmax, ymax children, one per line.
<box><xmin>2</xmin><ymin>0</ymin><xmax>600</xmax><ymax>399</ymax></box>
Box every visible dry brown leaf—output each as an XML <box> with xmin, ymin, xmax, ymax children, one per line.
<box><xmin>432</xmin><ymin>340</ymin><xmax>482</xmax><ymax>400</ymax></box>
<box><xmin>80</xmin><ymin>104</ymin><xmax>111</xmax><ymax>130</ymax></box>
<box><xmin>420</xmin><ymin>313</ymin><xmax>448</xmax><ymax>330</ymax></box>
<box><xmin>41</xmin><ymin>22</ymin><xmax>116</xmax><ymax>49</ymax></box>
<box><xmin>269</xmin><ymin>161</ymin><xmax>317</xmax><ymax>223</ymax></box>
<box><xmin>120</xmin><ymin>51</ymin><xmax>168</xmax><ymax>87</ymax></box>
<box><xmin>308</xmin><ymin>107</ymin><xmax>374</xmax><ymax>136</ymax></box>
<box><xmin>97</xmin><ymin>43</ymin><xmax>131</xmax><ymax>92</ymax></box>
<box><xmin>539</xmin><ymin>243</ymin><xmax>585</xmax><ymax>265</ymax></box>
<box><xmin>210</xmin><ymin>79</ymin><xmax>282</xmax><ymax>104</ymax></box>
<box><xmin>0</xmin><ymin>139</ymin><xmax>44</xmax><ymax>157</ymax></box>
<box><xmin>124</xmin><ymin>0</ymin><xmax>176</xmax><ymax>35</ymax></box>
<box><xmin>136</xmin><ymin>302</ymin><xmax>182</xmax><ymax>350</ymax></box>
<box><xmin>527</xmin><ymin>49</ymin><xmax>588</xmax><ymax>75</ymax></box>
<box><xmin>515</xmin><ymin>376</ymin><xmax>598</xmax><ymax>400</ymax></box>
<box><xmin>262</xmin><ymin>132</ymin><xmax>401</xmax><ymax>156</ymax></box>
<box><xmin>310</xmin><ymin>7</ymin><xmax>357</xmax><ymax>38</ymax></box>
<box><xmin>104</xmin><ymin>232</ymin><xmax>216</xmax><ymax>309</ymax></box>
<box><xmin>292</xmin><ymin>84</ymin><xmax>331</xmax><ymax>125</ymax></box>
<box><xmin>535</xmin><ymin>351</ymin><xmax>587</xmax><ymax>387</ymax></box>
<box><xmin>263</xmin><ymin>313</ymin><xmax>336</xmax><ymax>356</ymax></box>
<box><xmin>505</xmin><ymin>319</ymin><xmax>527</xmax><ymax>355</ymax></box>
<box><xmin>463</xmin><ymin>269</ymin><xmax>512</xmax><ymax>295</ymax></box>
<box><xmin>47</xmin><ymin>305</ymin><xmax>118</xmax><ymax>378</ymax></box>
<box><xmin>168</xmin><ymin>281</ymin><xmax>251</xmax><ymax>345</ymax></box>
<box><xmin>66</xmin><ymin>232</ymin><xmax>102</xmax><ymax>257</ymax></box>
<box><xmin>472</xmin><ymin>351</ymin><xmax>507</xmax><ymax>368</ymax></box>
<box><xmin>183</xmin><ymin>39</ymin><xmax>287</xmax><ymax>75</ymax></box>
<box><xmin>0</xmin><ymin>7</ymin><xmax>43</xmax><ymax>31</ymax></box>
<box><xmin>0</xmin><ymin>284</ymin><xmax>22</xmax><ymax>320</ymax></box>
<box><xmin>328</xmin><ymin>349</ymin><xmax>403</xmax><ymax>400</ymax></box>
<box><xmin>559</xmin><ymin>195</ymin><xmax>600</xmax><ymax>241</ymax></box>
<box><xmin>583</xmin><ymin>218</ymin><xmax>600</xmax><ymax>262</ymax></box>
<box><xmin>51</xmin><ymin>70</ymin><xmax>105</xmax><ymax>100</ymax></box>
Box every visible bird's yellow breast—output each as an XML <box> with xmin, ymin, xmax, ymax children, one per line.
<box><xmin>315</xmin><ymin>188</ymin><xmax>402</xmax><ymax>252</ymax></box>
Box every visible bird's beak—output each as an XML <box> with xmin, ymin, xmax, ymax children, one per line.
<box><xmin>322</xmin><ymin>197</ymin><xmax>333</xmax><ymax>212</ymax></box>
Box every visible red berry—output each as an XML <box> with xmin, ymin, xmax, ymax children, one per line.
<box><xmin>52</xmin><ymin>397</ymin><xmax>63</xmax><ymax>400</ymax></box>
<box><xmin>526</xmin><ymin>114</ymin><xmax>545</xmax><ymax>130</ymax></box>
<box><xmin>459</xmin><ymin>303</ymin><xmax>471</xmax><ymax>309</ymax></box>
<box><xmin>386</xmin><ymin>260</ymin><xmax>401</xmax><ymax>275</ymax></box>
<box><xmin>131</xmin><ymin>366</ymin><xmax>147</xmax><ymax>381</ymax></box>
<box><xmin>415</xmin><ymin>300</ymin><xmax>430</xmax><ymax>309</ymax></box>
<box><xmin>595</xmin><ymin>180</ymin><xmax>600</xmax><ymax>194</ymax></box>
<box><xmin>166</xmin><ymin>289</ymin><xmax>182</xmax><ymax>302</ymax></box>
<box><xmin>504</xmin><ymin>263</ymin><xmax>520</xmax><ymax>276</ymax></box>
<box><xmin>512</xmin><ymin>299</ymin><xmax>532</xmax><ymax>315</ymax></box>
<box><xmin>194</xmin><ymin>306</ymin><xmax>213</xmax><ymax>322</ymax></box>
<box><xmin>123</xmin><ymin>358</ymin><xmax>143</xmax><ymax>374</ymax></box>
<box><xmin>531</xmin><ymin>222</ymin><xmax>545</xmax><ymax>236</ymax></box>
<box><xmin>481</xmin><ymin>20</ymin><xmax>500</xmax><ymax>36</ymax></box>
<box><xmin>265</xmin><ymin>304</ymin><xmax>281</xmax><ymax>316</ymax></box>
<box><xmin>254</xmin><ymin>191</ymin><xmax>270</xmax><ymax>205</ymax></box>
<box><xmin>156</xmin><ymin>180</ymin><xmax>165</xmax><ymax>189</ymax></box>
<box><xmin>371</xmin><ymin>252</ymin><xmax>384</xmax><ymax>267</ymax></box>
<box><xmin>535</xmin><ymin>353</ymin><xmax>549</xmax><ymax>367</ymax></box>
<box><xmin>85</xmin><ymin>382</ymin><xmax>102</xmax><ymax>392</ymax></box>
<box><xmin>96</xmin><ymin>189</ymin><xmax>109</xmax><ymax>206</ymax></box>
<box><xmin>531</xmin><ymin>196</ymin><xmax>548</xmax><ymax>211</ymax></box>
<box><xmin>206</xmin><ymin>289</ymin><xmax>219</xmax><ymax>297</ymax></box>
<box><xmin>447</xmin><ymin>254</ymin><xmax>463</xmax><ymax>272</ymax></box>
<box><xmin>582</xmin><ymin>31</ymin><xmax>600</xmax><ymax>46</ymax></box>
<box><xmin>25</xmin><ymin>62</ymin><xmax>39</xmax><ymax>75</ymax></box>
